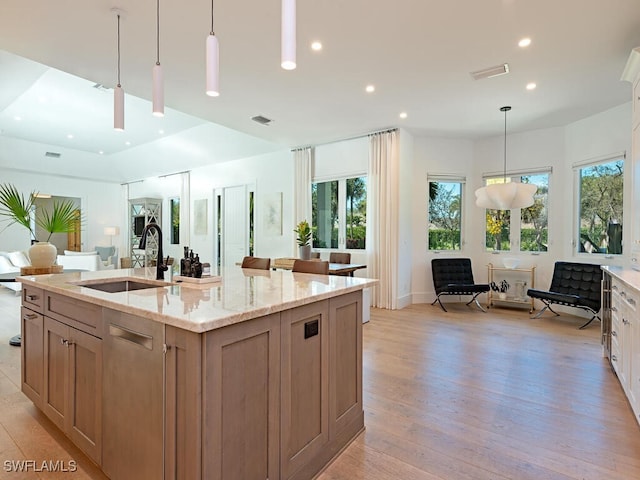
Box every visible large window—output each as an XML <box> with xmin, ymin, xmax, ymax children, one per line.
<box><xmin>484</xmin><ymin>172</ymin><xmax>549</xmax><ymax>252</ymax></box>
<box><xmin>577</xmin><ymin>158</ymin><xmax>623</xmax><ymax>255</ymax></box>
<box><xmin>428</xmin><ymin>179</ymin><xmax>462</xmax><ymax>251</ymax></box>
<box><xmin>170</xmin><ymin>197</ymin><xmax>180</xmax><ymax>245</ymax></box>
<box><xmin>312</xmin><ymin>176</ymin><xmax>366</xmax><ymax>250</ymax></box>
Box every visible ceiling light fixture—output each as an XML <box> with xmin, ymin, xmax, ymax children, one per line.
<box><xmin>311</xmin><ymin>41</ymin><xmax>322</xmax><ymax>51</ymax></box>
<box><xmin>526</xmin><ymin>82</ymin><xmax>537</xmax><ymax>90</ymax></box>
<box><xmin>399</xmin><ymin>112</ymin><xmax>408</xmax><ymax>119</ymax></box>
<box><xmin>365</xmin><ymin>85</ymin><xmax>375</xmax><ymax>93</ymax></box>
<box><xmin>205</xmin><ymin>0</ymin><xmax>220</xmax><ymax>96</ymax></box>
<box><xmin>113</xmin><ymin>10</ymin><xmax>125</xmax><ymax>131</ymax></box>
<box><xmin>470</xmin><ymin>63</ymin><xmax>509</xmax><ymax>80</ymax></box>
<box><xmin>281</xmin><ymin>0</ymin><xmax>296</xmax><ymax>70</ymax></box>
<box><xmin>518</xmin><ymin>37</ymin><xmax>532</xmax><ymax>48</ymax></box>
<box><xmin>475</xmin><ymin>106</ymin><xmax>536</xmax><ymax>210</ymax></box>
<box><xmin>152</xmin><ymin>0</ymin><xmax>164</xmax><ymax>116</ymax></box>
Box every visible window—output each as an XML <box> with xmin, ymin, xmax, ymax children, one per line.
<box><xmin>312</xmin><ymin>176</ymin><xmax>366</xmax><ymax>250</ymax></box>
<box><xmin>520</xmin><ymin>174</ymin><xmax>548</xmax><ymax>252</ymax></box>
<box><xmin>428</xmin><ymin>180</ymin><xmax>462</xmax><ymax>250</ymax></box>
<box><xmin>576</xmin><ymin>158</ymin><xmax>623</xmax><ymax>255</ymax></box>
<box><xmin>484</xmin><ymin>172</ymin><xmax>550</xmax><ymax>252</ymax></box>
<box><xmin>170</xmin><ymin>198</ymin><xmax>179</xmax><ymax>244</ymax></box>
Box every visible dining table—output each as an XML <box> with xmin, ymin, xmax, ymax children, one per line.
<box><xmin>271</xmin><ymin>258</ymin><xmax>367</xmax><ymax>277</ymax></box>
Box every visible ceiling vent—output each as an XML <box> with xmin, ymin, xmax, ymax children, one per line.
<box><xmin>92</xmin><ymin>83</ymin><xmax>111</xmax><ymax>93</ymax></box>
<box><xmin>251</xmin><ymin>115</ymin><xmax>273</xmax><ymax>126</ymax></box>
<box><xmin>470</xmin><ymin>63</ymin><xmax>510</xmax><ymax>80</ymax></box>
<box><xmin>45</xmin><ymin>151</ymin><xmax>61</xmax><ymax>158</ymax></box>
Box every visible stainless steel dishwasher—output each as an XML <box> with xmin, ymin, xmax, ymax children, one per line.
<box><xmin>102</xmin><ymin>308</ymin><xmax>164</xmax><ymax>480</ymax></box>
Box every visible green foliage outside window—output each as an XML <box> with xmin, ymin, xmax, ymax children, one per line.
<box><xmin>428</xmin><ymin>181</ymin><xmax>462</xmax><ymax>250</ymax></box>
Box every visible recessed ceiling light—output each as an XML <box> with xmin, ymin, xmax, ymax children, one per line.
<box><xmin>38</xmin><ymin>96</ymin><xmax>48</xmax><ymax>103</ymax></box>
<box><xmin>67</xmin><ymin>134</ymin><xmax>74</xmax><ymax>139</ymax></box>
<box><xmin>158</xmin><ymin>129</ymin><xmax>164</xmax><ymax>135</ymax></box>
<box><xmin>399</xmin><ymin>112</ymin><xmax>408</xmax><ymax>119</ymax></box>
<box><xmin>526</xmin><ymin>82</ymin><xmax>537</xmax><ymax>90</ymax></box>
<box><xmin>365</xmin><ymin>85</ymin><xmax>375</xmax><ymax>93</ymax></box>
<box><xmin>518</xmin><ymin>37</ymin><xmax>531</xmax><ymax>48</ymax></box>
<box><xmin>99</xmin><ymin>150</ymin><xmax>104</xmax><ymax>155</ymax></box>
<box><xmin>14</xmin><ymin>116</ymin><xmax>22</xmax><ymax>121</ymax></box>
<box><xmin>311</xmin><ymin>41</ymin><xmax>322</xmax><ymax>51</ymax></box>
<box><xmin>125</xmin><ymin>141</ymin><xmax>131</xmax><ymax>146</ymax></box>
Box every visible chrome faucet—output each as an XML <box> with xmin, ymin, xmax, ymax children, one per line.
<box><xmin>138</xmin><ymin>222</ymin><xmax>168</xmax><ymax>280</ymax></box>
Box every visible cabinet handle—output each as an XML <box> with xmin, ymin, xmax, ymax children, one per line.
<box><xmin>628</xmin><ymin>298</ymin><xmax>636</xmax><ymax>306</ymax></box>
<box><xmin>623</xmin><ymin>318</ymin><xmax>630</xmax><ymax>326</ymax></box>
<box><xmin>612</xmin><ymin>355</ymin><xmax>618</xmax><ymax>362</ymax></box>
<box><xmin>24</xmin><ymin>313</ymin><xmax>38</xmax><ymax>320</ymax></box>
<box><xmin>613</xmin><ymin>285</ymin><xmax>619</xmax><ymax>291</ymax></box>
<box><xmin>621</xmin><ymin>291</ymin><xmax>627</xmax><ymax>298</ymax></box>
<box><xmin>26</xmin><ymin>294</ymin><xmax>38</xmax><ymax>301</ymax></box>
<box><xmin>611</xmin><ymin>330</ymin><xmax>617</xmax><ymax>337</ymax></box>
<box><xmin>612</xmin><ymin>306</ymin><xmax>618</xmax><ymax>312</ymax></box>
<box><xmin>109</xmin><ymin>324</ymin><xmax>153</xmax><ymax>350</ymax></box>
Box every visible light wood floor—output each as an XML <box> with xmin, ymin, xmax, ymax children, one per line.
<box><xmin>0</xmin><ymin>288</ymin><xmax>639</xmax><ymax>479</ymax></box>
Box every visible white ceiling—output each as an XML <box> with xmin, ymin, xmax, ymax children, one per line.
<box><xmin>1</xmin><ymin>0</ymin><xmax>640</xmax><ymax>182</ymax></box>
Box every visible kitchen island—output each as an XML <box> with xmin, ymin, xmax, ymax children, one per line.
<box><xmin>18</xmin><ymin>266</ymin><xmax>377</xmax><ymax>480</ymax></box>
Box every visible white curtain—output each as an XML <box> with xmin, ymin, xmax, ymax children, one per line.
<box><xmin>367</xmin><ymin>130</ymin><xmax>399</xmax><ymax>309</ymax></box>
<box><xmin>293</xmin><ymin>147</ymin><xmax>312</xmax><ymax>252</ymax></box>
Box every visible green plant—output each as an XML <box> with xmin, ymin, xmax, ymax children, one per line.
<box><xmin>294</xmin><ymin>220</ymin><xmax>312</xmax><ymax>246</ymax></box>
<box><xmin>0</xmin><ymin>183</ymin><xmax>80</xmax><ymax>242</ymax></box>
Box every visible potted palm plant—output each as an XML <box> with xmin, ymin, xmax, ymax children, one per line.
<box><xmin>0</xmin><ymin>183</ymin><xmax>80</xmax><ymax>267</ymax></box>
<box><xmin>294</xmin><ymin>220</ymin><xmax>312</xmax><ymax>260</ymax></box>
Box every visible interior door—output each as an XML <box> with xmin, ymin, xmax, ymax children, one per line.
<box><xmin>222</xmin><ymin>185</ymin><xmax>248</xmax><ymax>267</ymax></box>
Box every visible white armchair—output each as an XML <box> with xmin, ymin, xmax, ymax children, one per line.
<box><xmin>58</xmin><ymin>250</ymin><xmax>115</xmax><ymax>271</ymax></box>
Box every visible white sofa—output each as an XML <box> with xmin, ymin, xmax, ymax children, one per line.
<box><xmin>57</xmin><ymin>250</ymin><xmax>115</xmax><ymax>272</ymax></box>
<box><xmin>0</xmin><ymin>251</ymin><xmax>30</xmax><ymax>293</ymax></box>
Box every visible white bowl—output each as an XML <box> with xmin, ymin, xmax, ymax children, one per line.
<box><xmin>502</xmin><ymin>257</ymin><xmax>520</xmax><ymax>269</ymax></box>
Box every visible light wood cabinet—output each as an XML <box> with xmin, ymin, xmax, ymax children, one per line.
<box><xmin>43</xmin><ymin>316</ymin><xmax>102</xmax><ymax>464</ymax></box>
<box><xmin>281</xmin><ymin>301</ymin><xmax>329</xmax><ymax>479</ymax></box>
<box><xmin>21</xmin><ymin>285</ymin><xmax>44</xmax><ymax>408</ymax></box>
<box><xmin>202</xmin><ymin>312</ymin><xmax>281</xmax><ymax>480</ymax></box>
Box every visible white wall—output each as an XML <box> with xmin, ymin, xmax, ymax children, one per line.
<box><xmin>0</xmin><ymin>169</ymin><xmax>122</xmax><ymax>254</ymax></box>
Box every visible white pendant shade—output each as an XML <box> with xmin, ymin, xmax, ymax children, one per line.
<box><xmin>114</xmin><ymin>85</ymin><xmax>124</xmax><ymax>131</ymax></box>
<box><xmin>281</xmin><ymin>0</ymin><xmax>296</xmax><ymax>70</ymax></box>
<box><xmin>206</xmin><ymin>33</ymin><xmax>220</xmax><ymax>97</ymax></box>
<box><xmin>475</xmin><ymin>182</ymin><xmax>537</xmax><ymax>210</ymax></box>
<box><xmin>152</xmin><ymin>63</ymin><xmax>164</xmax><ymax>117</ymax></box>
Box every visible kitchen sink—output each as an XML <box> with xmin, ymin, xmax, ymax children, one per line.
<box><xmin>76</xmin><ymin>279</ymin><xmax>169</xmax><ymax>293</ymax></box>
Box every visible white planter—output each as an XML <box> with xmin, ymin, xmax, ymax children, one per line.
<box><xmin>28</xmin><ymin>242</ymin><xmax>57</xmax><ymax>268</ymax></box>
<box><xmin>299</xmin><ymin>245</ymin><xmax>311</xmax><ymax>260</ymax></box>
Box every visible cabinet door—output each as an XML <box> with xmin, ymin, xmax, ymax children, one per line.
<box><xmin>329</xmin><ymin>291</ymin><xmax>364</xmax><ymax>439</ymax></box>
<box><xmin>21</xmin><ymin>307</ymin><xmax>44</xmax><ymax>407</ymax></box>
<box><xmin>43</xmin><ymin>317</ymin><xmax>69</xmax><ymax>431</ymax></box>
<box><xmin>281</xmin><ymin>301</ymin><xmax>329</xmax><ymax>479</ymax></box>
<box><xmin>68</xmin><ymin>327</ymin><xmax>102</xmax><ymax>465</ymax></box>
<box><xmin>165</xmin><ymin>326</ymin><xmax>202</xmax><ymax>480</ymax></box>
<box><xmin>203</xmin><ymin>313</ymin><xmax>280</xmax><ymax>480</ymax></box>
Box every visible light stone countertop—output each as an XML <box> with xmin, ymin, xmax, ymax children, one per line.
<box><xmin>602</xmin><ymin>265</ymin><xmax>640</xmax><ymax>292</ymax></box>
<box><xmin>17</xmin><ymin>266</ymin><xmax>378</xmax><ymax>333</ymax></box>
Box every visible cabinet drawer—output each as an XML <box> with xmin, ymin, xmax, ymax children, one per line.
<box><xmin>22</xmin><ymin>285</ymin><xmax>44</xmax><ymax>313</ymax></box>
<box><xmin>45</xmin><ymin>292</ymin><xmax>103</xmax><ymax>338</ymax></box>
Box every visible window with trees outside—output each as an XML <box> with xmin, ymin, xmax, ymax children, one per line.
<box><xmin>170</xmin><ymin>197</ymin><xmax>179</xmax><ymax>245</ymax></box>
<box><xmin>576</xmin><ymin>158</ymin><xmax>623</xmax><ymax>255</ymax></box>
<box><xmin>312</xmin><ymin>176</ymin><xmax>366</xmax><ymax>250</ymax></box>
<box><xmin>428</xmin><ymin>179</ymin><xmax>463</xmax><ymax>250</ymax></box>
<box><xmin>484</xmin><ymin>172</ymin><xmax>549</xmax><ymax>252</ymax></box>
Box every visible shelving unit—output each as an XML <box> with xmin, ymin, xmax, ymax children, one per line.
<box><xmin>129</xmin><ymin>198</ymin><xmax>162</xmax><ymax>267</ymax></box>
<box><xmin>487</xmin><ymin>263</ymin><xmax>536</xmax><ymax>313</ymax></box>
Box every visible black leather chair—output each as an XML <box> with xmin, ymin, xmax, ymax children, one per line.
<box><xmin>431</xmin><ymin>258</ymin><xmax>490</xmax><ymax>312</ymax></box>
<box><xmin>527</xmin><ymin>261</ymin><xmax>602</xmax><ymax>329</ymax></box>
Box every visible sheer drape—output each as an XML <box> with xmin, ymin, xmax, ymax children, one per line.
<box><xmin>367</xmin><ymin>130</ymin><xmax>399</xmax><ymax>309</ymax></box>
<box><xmin>294</xmin><ymin>147</ymin><xmax>312</xmax><ymax>252</ymax></box>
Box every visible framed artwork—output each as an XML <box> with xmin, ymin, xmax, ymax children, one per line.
<box><xmin>194</xmin><ymin>199</ymin><xmax>208</xmax><ymax>235</ymax></box>
<box><xmin>263</xmin><ymin>192</ymin><xmax>283</xmax><ymax>236</ymax></box>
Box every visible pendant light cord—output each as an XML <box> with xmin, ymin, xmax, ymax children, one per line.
<box><xmin>117</xmin><ymin>14</ymin><xmax>121</xmax><ymax>87</ymax></box>
<box><xmin>156</xmin><ymin>0</ymin><xmax>160</xmax><ymax>65</ymax></box>
<box><xmin>210</xmin><ymin>0</ymin><xmax>215</xmax><ymax>35</ymax></box>
<box><xmin>503</xmin><ymin>108</ymin><xmax>507</xmax><ymax>182</ymax></box>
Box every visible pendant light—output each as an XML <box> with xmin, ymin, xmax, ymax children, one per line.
<box><xmin>281</xmin><ymin>0</ymin><xmax>296</xmax><ymax>70</ymax></box>
<box><xmin>152</xmin><ymin>0</ymin><xmax>164</xmax><ymax>116</ymax></box>
<box><xmin>475</xmin><ymin>106</ymin><xmax>537</xmax><ymax>210</ymax></box>
<box><xmin>205</xmin><ymin>0</ymin><xmax>220</xmax><ymax>97</ymax></box>
<box><xmin>114</xmin><ymin>11</ymin><xmax>124</xmax><ymax>131</ymax></box>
